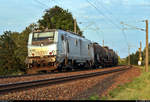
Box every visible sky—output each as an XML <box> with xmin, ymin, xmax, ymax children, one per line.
<box><xmin>0</xmin><ymin>0</ymin><xmax>150</xmax><ymax>58</ymax></box>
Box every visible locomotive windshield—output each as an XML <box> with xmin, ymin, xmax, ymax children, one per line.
<box><xmin>32</xmin><ymin>32</ymin><xmax>55</xmax><ymax>46</ymax></box>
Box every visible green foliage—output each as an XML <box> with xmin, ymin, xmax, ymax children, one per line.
<box><xmin>38</xmin><ymin>5</ymin><xmax>83</xmax><ymax>36</ymax></box>
<box><xmin>102</xmin><ymin>67</ymin><xmax>150</xmax><ymax>100</ymax></box>
<box><xmin>89</xmin><ymin>95</ymin><xmax>100</xmax><ymax>100</ymax></box>
<box><xmin>126</xmin><ymin>43</ymin><xmax>150</xmax><ymax>65</ymax></box>
<box><xmin>118</xmin><ymin>56</ymin><xmax>127</xmax><ymax>65</ymax></box>
<box><xmin>100</xmin><ymin>96</ymin><xmax>107</xmax><ymax>100</ymax></box>
<box><xmin>127</xmin><ymin>52</ymin><xmax>139</xmax><ymax>65</ymax></box>
<box><xmin>0</xmin><ymin>31</ymin><xmax>24</xmax><ymax>75</ymax></box>
<box><xmin>0</xmin><ymin>24</ymin><xmax>36</xmax><ymax>75</ymax></box>
<box><xmin>142</xmin><ymin>43</ymin><xmax>150</xmax><ymax>64</ymax></box>
<box><xmin>0</xmin><ymin>6</ymin><xmax>83</xmax><ymax>75</ymax></box>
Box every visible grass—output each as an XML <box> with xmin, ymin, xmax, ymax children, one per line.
<box><xmin>89</xmin><ymin>66</ymin><xmax>150</xmax><ymax>100</ymax></box>
<box><xmin>0</xmin><ymin>69</ymin><xmax>25</xmax><ymax>76</ymax></box>
<box><xmin>11</xmin><ymin>70</ymin><xmax>25</xmax><ymax>75</ymax></box>
<box><xmin>89</xmin><ymin>95</ymin><xmax>100</xmax><ymax>100</ymax></box>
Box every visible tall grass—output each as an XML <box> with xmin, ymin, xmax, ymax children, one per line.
<box><xmin>89</xmin><ymin>66</ymin><xmax>150</xmax><ymax>100</ymax></box>
<box><xmin>101</xmin><ymin>66</ymin><xmax>150</xmax><ymax>100</ymax></box>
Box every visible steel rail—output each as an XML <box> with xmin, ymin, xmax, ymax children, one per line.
<box><xmin>0</xmin><ymin>66</ymin><xmax>131</xmax><ymax>95</ymax></box>
<box><xmin>0</xmin><ymin>65</ymin><xmax>123</xmax><ymax>79</ymax></box>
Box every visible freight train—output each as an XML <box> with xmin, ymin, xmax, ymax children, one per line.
<box><xmin>25</xmin><ymin>29</ymin><xmax>118</xmax><ymax>74</ymax></box>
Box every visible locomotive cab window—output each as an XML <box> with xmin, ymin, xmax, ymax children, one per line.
<box><xmin>88</xmin><ymin>44</ymin><xmax>90</xmax><ymax>50</ymax></box>
<box><xmin>75</xmin><ymin>39</ymin><xmax>78</xmax><ymax>46</ymax></box>
<box><xmin>32</xmin><ymin>32</ymin><xmax>55</xmax><ymax>46</ymax></box>
<box><xmin>61</xmin><ymin>35</ymin><xmax>64</xmax><ymax>41</ymax></box>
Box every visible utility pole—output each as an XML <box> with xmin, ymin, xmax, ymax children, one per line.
<box><xmin>140</xmin><ymin>41</ymin><xmax>142</xmax><ymax>55</ymax></box>
<box><xmin>128</xmin><ymin>45</ymin><xmax>130</xmax><ymax>65</ymax></box>
<box><xmin>103</xmin><ymin>40</ymin><xmax>104</xmax><ymax>47</ymax></box>
<box><xmin>120</xmin><ymin>21</ymin><xmax>148</xmax><ymax>68</ymax></box>
<box><xmin>139</xmin><ymin>41</ymin><xmax>142</xmax><ymax>61</ymax></box>
<box><xmin>138</xmin><ymin>41</ymin><xmax>142</xmax><ymax>66</ymax></box>
<box><xmin>145</xmin><ymin>20</ymin><xmax>149</xmax><ymax>72</ymax></box>
<box><xmin>74</xmin><ymin>19</ymin><xmax>77</xmax><ymax>33</ymax></box>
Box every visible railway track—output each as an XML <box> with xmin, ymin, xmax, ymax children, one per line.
<box><xmin>0</xmin><ymin>66</ymin><xmax>131</xmax><ymax>95</ymax></box>
<box><xmin>0</xmin><ymin>65</ymin><xmax>124</xmax><ymax>79</ymax></box>
<box><xmin>0</xmin><ymin>68</ymin><xmax>97</xmax><ymax>79</ymax></box>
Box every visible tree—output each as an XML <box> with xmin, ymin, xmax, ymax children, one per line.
<box><xmin>0</xmin><ymin>31</ymin><xmax>24</xmax><ymax>75</ymax></box>
<box><xmin>118</xmin><ymin>56</ymin><xmax>127</xmax><ymax>65</ymax></box>
<box><xmin>126</xmin><ymin>43</ymin><xmax>150</xmax><ymax>65</ymax></box>
<box><xmin>0</xmin><ymin>5</ymin><xmax>83</xmax><ymax>75</ymax></box>
<box><xmin>142</xmin><ymin>43</ymin><xmax>150</xmax><ymax>64</ymax></box>
<box><xmin>38</xmin><ymin>5</ymin><xmax>83</xmax><ymax>36</ymax></box>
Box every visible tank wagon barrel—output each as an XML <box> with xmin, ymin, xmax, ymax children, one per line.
<box><xmin>93</xmin><ymin>44</ymin><xmax>118</xmax><ymax>67</ymax></box>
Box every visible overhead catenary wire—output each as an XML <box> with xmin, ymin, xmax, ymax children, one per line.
<box><xmin>94</xmin><ymin>0</ymin><xmax>122</xmax><ymax>47</ymax></box>
<box><xmin>97</xmin><ymin>0</ymin><xmax>113</xmax><ymax>15</ymax></box>
<box><xmin>33</xmin><ymin>0</ymin><xmax>76</xmax><ymax>20</ymax></box>
<box><xmin>91</xmin><ymin>0</ymin><xmax>146</xmax><ymax>58</ymax></box>
<box><xmin>96</xmin><ymin>0</ymin><xmax>124</xmax><ymax>28</ymax></box>
<box><xmin>98</xmin><ymin>0</ymin><xmax>145</xmax><ymax>59</ymax></box>
<box><xmin>78</xmin><ymin>1</ymin><xmax>118</xmax><ymax>49</ymax></box>
<box><xmin>86</xmin><ymin>0</ymin><xmax>119</xmax><ymax>29</ymax></box>
<box><xmin>96</xmin><ymin>0</ymin><xmax>146</xmax><ymax>53</ymax></box>
<box><xmin>86</xmin><ymin>0</ymin><xmax>129</xmax><ymax>46</ymax></box>
<box><xmin>50</xmin><ymin>0</ymin><xmax>63</xmax><ymax>7</ymax></box>
<box><xmin>33</xmin><ymin>0</ymin><xmax>106</xmax><ymax>44</ymax></box>
<box><xmin>86</xmin><ymin>0</ymin><xmax>124</xmax><ymax>30</ymax></box>
<box><xmin>32</xmin><ymin>0</ymin><xmax>48</xmax><ymax>9</ymax></box>
<box><xmin>33</xmin><ymin>0</ymin><xmax>49</xmax><ymax>8</ymax></box>
<box><xmin>120</xmin><ymin>22</ymin><xmax>145</xmax><ymax>31</ymax></box>
<box><xmin>78</xmin><ymin>19</ymin><xmax>104</xmax><ymax>46</ymax></box>
<box><xmin>89</xmin><ymin>25</ymin><xmax>105</xmax><ymax>45</ymax></box>
<box><xmin>32</xmin><ymin>0</ymin><xmax>76</xmax><ymax>30</ymax></box>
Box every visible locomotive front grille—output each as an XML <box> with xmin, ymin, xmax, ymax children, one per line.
<box><xmin>27</xmin><ymin>56</ymin><xmax>56</xmax><ymax>64</ymax></box>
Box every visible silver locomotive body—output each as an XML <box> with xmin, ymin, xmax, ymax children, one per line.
<box><xmin>26</xmin><ymin>29</ymin><xmax>94</xmax><ymax>73</ymax></box>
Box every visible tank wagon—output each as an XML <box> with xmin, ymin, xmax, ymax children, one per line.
<box><xmin>25</xmin><ymin>29</ymin><xmax>118</xmax><ymax>74</ymax></box>
<box><xmin>26</xmin><ymin>29</ymin><xmax>94</xmax><ymax>74</ymax></box>
<box><xmin>93</xmin><ymin>43</ymin><xmax>118</xmax><ymax>67</ymax></box>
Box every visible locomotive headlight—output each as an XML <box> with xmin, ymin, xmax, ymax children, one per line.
<box><xmin>40</xmin><ymin>44</ymin><xmax>43</xmax><ymax>46</ymax></box>
<box><xmin>32</xmin><ymin>53</ymin><xmax>34</xmax><ymax>56</ymax></box>
<box><xmin>49</xmin><ymin>52</ymin><xmax>52</xmax><ymax>55</ymax></box>
<box><xmin>49</xmin><ymin>50</ymin><xmax>55</xmax><ymax>55</ymax></box>
<box><xmin>52</xmin><ymin>50</ymin><xmax>55</xmax><ymax>55</ymax></box>
<box><xmin>48</xmin><ymin>57</ymin><xmax>56</xmax><ymax>62</ymax></box>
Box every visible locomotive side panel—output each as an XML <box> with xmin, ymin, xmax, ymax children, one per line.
<box><xmin>58</xmin><ymin>30</ymin><xmax>94</xmax><ymax>64</ymax></box>
<box><xmin>79</xmin><ymin>39</ymin><xmax>92</xmax><ymax>62</ymax></box>
<box><xmin>66</xmin><ymin>34</ymin><xmax>81</xmax><ymax>60</ymax></box>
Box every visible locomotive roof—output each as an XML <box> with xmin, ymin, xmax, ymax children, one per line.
<box><xmin>33</xmin><ymin>29</ymin><xmax>84</xmax><ymax>38</ymax></box>
<box><xmin>32</xmin><ymin>29</ymin><xmax>94</xmax><ymax>44</ymax></box>
<box><xmin>33</xmin><ymin>29</ymin><xmax>56</xmax><ymax>33</ymax></box>
<box><xmin>109</xmin><ymin>49</ymin><xmax>114</xmax><ymax>52</ymax></box>
<box><xmin>103</xmin><ymin>46</ymin><xmax>109</xmax><ymax>49</ymax></box>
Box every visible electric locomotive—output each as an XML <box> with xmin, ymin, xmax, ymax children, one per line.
<box><xmin>25</xmin><ymin>29</ymin><xmax>94</xmax><ymax>74</ymax></box>
<box><xmin>25</xmin><ymin>29</ymin><xmax>118</xmax><ymax>74</ymax></box>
